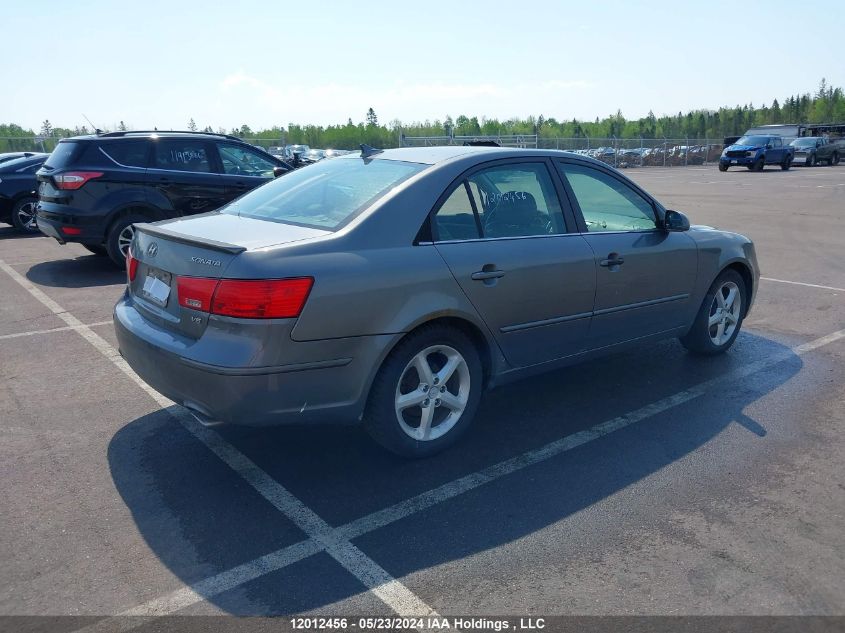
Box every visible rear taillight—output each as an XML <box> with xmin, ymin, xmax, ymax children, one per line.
<box><xmin>60</xmin><ymin>226</ymin><xmax>83</xmax><ymax>235</ymax></box>
<box><xmin>175</xmin><ymin>277</ymin><xmax>313</xmax><ymax>319</ymax></box>
<box><xmin>126</xmin><ymin>247</ymin><xmax>138</xmax><ymax>281</ymax></box>
<box><xmin>54</xmin><ymin>171</ymin><xmax>103</xmax><ymax>190</ymax></box>
<box><xmin>212</xmin><ymin>278</ymin><xmax>314</xmax><ymax>318</ymax></box>
<box><xmin>177</xmin><ymin>277</ymin><xmax>218</xmax><ymax>312</ymax></box>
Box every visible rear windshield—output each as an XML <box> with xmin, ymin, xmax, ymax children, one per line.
<box><xmin>0</xmin><ymin>156</ymin><xmax>43</xmax><ymax>172</ymax></box>
<box><xmin>44</xmin><ymin>142</ymin><xmax>80</xmax><ymax>169</ymax></box>
<box><xmin>222</xmin><ymin>157</ymin><xmax>425</xmax><ymax>230</ymax></box>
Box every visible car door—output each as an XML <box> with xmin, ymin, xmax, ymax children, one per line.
<box><xmin>213</xmin><ymin>142</ymin><xmax>280</xmax><ymax>203</ymax></box>
<box><xmin>555</xmin><ymin>160</ymin><xmax>698</xmax><ymax>349</ymax></box>
<box><xmin>147</xmin><ymin>139</ymin><xmax>228</xmax><ymax>217</ymax></box>
<box><xmin>769</xmin><ymin>137</ymin><xmax>783</xmax><ymax>163</ymax></box>
<box><xmin>432</xmin><ymin>160</ymin><xmax>596</xmax><ymax>367</ymax></box>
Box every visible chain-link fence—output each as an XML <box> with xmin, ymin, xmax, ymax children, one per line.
<box><xmin>0</xmin><ymin>137</ymin><xmax>65</xmax><ymax>153</ymax></box>
<box><xmin>537</xmin><ymin>138</ymin><xmax>725</xmax><ymax>167</ymax></box>
<box><xmin>400</xmin><ymin>134</ymin><xmax>539</xmax><ymax>148</ymax></box>
<box><xmin>0</xmin><ymin>135</ymin><xmax>726</xmax><ymax>167</ymax></box>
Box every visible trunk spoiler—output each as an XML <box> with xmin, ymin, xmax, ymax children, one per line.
<box><xmin>134</xmin><ymin>223</ymin><xmax>247</xmax><ymax>254</ymax></box>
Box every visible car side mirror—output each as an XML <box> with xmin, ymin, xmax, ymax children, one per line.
<box><xmin>766</xmin><ymin>143</ymin><xmax>772</xmax><ymax>149</ymax></box>
<box><xmin>663</xmin><ymin>209</ymin><xmax>690</xmax><ymax>232</ymax></box>
<box><xmin>273</xmin><ymin>166</ymin><xmax>288</xmax><ymax>178</ymax></box>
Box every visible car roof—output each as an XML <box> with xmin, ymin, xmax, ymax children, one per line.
<box><xmin>344</xmin><ymin>145</ymin><xmax>607</xmax><ymax>167</ymax></box>
<box><xmin>60</xmin><ymin>131</ymin><xmax>250</xmax><ymax>143</ymax></box>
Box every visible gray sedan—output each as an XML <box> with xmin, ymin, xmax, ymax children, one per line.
<box><xmin>115</xmin><ymin>147</ymin><xmax>759</xmax><ymax>457</ymax></box>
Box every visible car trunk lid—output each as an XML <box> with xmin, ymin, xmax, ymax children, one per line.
<box><xmin>129</xmin><ymin>214</ymin><xmax>328</xmax><ymax>338</ymax></box>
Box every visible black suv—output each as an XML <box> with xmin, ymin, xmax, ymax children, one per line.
<box><xmin>36</xmin><ymin>131</ymin><xmax>291</xmax><ymax>266</ymax></box>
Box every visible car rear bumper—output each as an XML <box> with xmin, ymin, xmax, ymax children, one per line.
<box><xmin>36</xmin><ymin>206</ymin><xmax>106</xmax><ymax>244</ymax></box>
<box><xmin>114</xmin><ymin>295</ymin><xmax>390</xmax><ymax>427</ymax></box>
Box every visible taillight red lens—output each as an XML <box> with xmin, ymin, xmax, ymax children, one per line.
<box><xmin>174</xmin><ymin>276</ymin><xmax>313</xmax><ymax>318</ymax></box>
<box><xmin>60</xmin><ymin>226</ymin><xmax>83</xmax><ymax>235</ymax></box>
<box><xmin>177</xmin><ymin>277</ymin><xmax>219</xmax><ymax>312</ymax></box>
<box><xmin>213</xmin><ymin>278</ymin><xmax>313</xmax><ymax>318</ymax></box>
<box><xmin>126</xmin><ymin>247</ymin><xmax>138</xmax><ymax>281</ymax></box>
<box><xmin>54</xmin><ymin>171</ymin><xmax>104</xmax><ymax>190</ymax></box>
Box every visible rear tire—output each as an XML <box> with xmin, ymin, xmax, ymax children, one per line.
<box><xmin>11</xmin><ymin>197</ymin><xmax>39</xmax><ymax>233</ymax></box>
<box><xmin>680</xmin><ymin>269</ymin><xmax>746</xmax><ymax>355</ymax></box>
<box><xmin>364</xmin><ymin>324</ymin><xmax>483</xmax><ymax>458</ymax></box>
<box><xmin>83</xmin><ymin>244</ymin><xmax>108</xmax><ymax>256</ymax></box>
<box><xmin>106</xmin><ymin>214</ymin><xmax>148</xmax><ymax>268</ymax></box>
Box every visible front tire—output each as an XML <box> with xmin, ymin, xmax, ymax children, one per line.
<box><xmin>364</xmin><ymin>324</ymin><xmax>483</xmax><ymax>458</ymax></box>
<box><xmin>106</xmin><ymin>214</ymin><xmax>148</xmax><ymax>268</ymax></box>
<box><xmin>807</xmin><ymin>153</ymin><xmax>816</xmax><ymax>167</ymax></box>
<box><xmin>832</xmin><ymin>152</ymin><xmax>840</xmax><ymax>166</ymax></box>
<box><xmin>680</xmin><ymin>270</ymin><xmax>746</xmax><ymax>355</ymax></box>
<box><xmin>718</xmin><ymin>163</ymin><xmax>728</xmax><ymax>172</ymax></box>
<box><xmin>751</xmin><ymin>157</ymin><xmax>764</xmax><ymax>172</ymax></box>
<box><xmin>11</xmin><ymin>197</ymin><xmax>39</xmax><ymax>233</ymax></box>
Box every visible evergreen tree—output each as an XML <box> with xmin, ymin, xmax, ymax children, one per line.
<box><xmin>188</xmin><ymin>118</ymin><xmax>197</xmax><ymax>132</ymax></box>
<box><xmin>40</xmin><ymin>120</ymin><xmax>53</xmax><ymax>137</ymax></box>
<box><xmin>366</xmin><ymin>108</ymin><xmax>378</xmax><ymax>126</ymax></box>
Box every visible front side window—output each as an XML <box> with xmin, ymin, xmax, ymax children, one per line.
<box><xmin>218</xmin><ymin>143</ymin><xmax>277</xmax><ymax>177</ymax></box>
<box><xmin>557</xmin><ymin>163</ymin><xmax>657</xmax><ymax>232</ymax></box>
<box><xmin>433</xmin><ymin>163</ymin><xmax>565</xmax><ymax>240</ymax></box>
<box><xmin>154</xmin><ymin>140</ymin><xmax>211</xmax><ymax>173</ymax></box>
<box><xmin>223</xmin><ymin>157</ymin><xmax>425</xmax><ymax>230</ymax></box>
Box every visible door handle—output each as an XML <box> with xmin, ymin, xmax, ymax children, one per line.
<box><xmin>599</xmin><ymin>254</ymin><xmax>625</xmax><ymax>267</ymax></box>
<box><xmin>471</xmin><ymin>269</ymin><xmax>506</xmax><ymax>281</ymax></box>
<box><xmin>233</xmin><ymin>182</ymin><xmax>247</xmax><ymax>190</ymax></box>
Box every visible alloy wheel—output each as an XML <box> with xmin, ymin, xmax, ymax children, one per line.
<box><xmin>117</xmin><ymin>224</ymin><xmax>135</xmax><ymax>257</ymax></box>
<box><xmin>16</xmin><ymin>201</ymin><xmax>38</xmax><ymax>231</ymax></box>
<box><xmin>708</xmin><ymin>281</ymin><xmax>742</xmax><ymax>346</ymax></box>
<box><xmin>394</xmin><ymin>345</ymin><xmax>470</xmax><ymax>441</ymax></box>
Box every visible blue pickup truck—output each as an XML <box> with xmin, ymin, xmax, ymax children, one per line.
<box><xmin>719</xmin><ymin>134</ymin><xmax>794</xmax><ymax>171</ymax></box>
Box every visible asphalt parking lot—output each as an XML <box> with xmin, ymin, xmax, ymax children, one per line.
<box><xmin>1</xmin><ymin>164</ymin><xmax>843</xmax><ymax>625</ymax></box>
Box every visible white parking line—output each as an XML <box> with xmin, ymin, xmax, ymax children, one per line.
<box><xmin>0</xmin><ymin>320</ymin><xmax>112</xmax><ymax>341</ymax></box>
<box><xmin>0</xmin><ymin>257</ymin><xmax>438</xmax><ymax>620</ymax></box>
<box><xmin>85</xmin><ymin>324</ymin><xmax>845</xmax><ymax>626</ymax></box>
<box><xmin>761</xmin><ymin>277</ymin><xmax>845</xmax><ymax>293</ymax></box>
<box><xmin>4</xmin><ymin>255</ymin><xmax>844</xmax><ymax>623</ymax></box>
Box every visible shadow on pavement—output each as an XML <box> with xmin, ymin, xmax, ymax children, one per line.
<box><xmin>109</xmin><ymin>332</ymin><xmax>800</xmax><ymax>614</ymax></box>
<box><xmin>25</xmin><ymin>255</ymin><xmax>124</xmax><ymax>288</ymax></box>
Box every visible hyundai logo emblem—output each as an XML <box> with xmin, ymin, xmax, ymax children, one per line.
<box><xmin>147</xmin><ymin>243</ymin><xmax>158</xmax><ymax>257</ymax></box>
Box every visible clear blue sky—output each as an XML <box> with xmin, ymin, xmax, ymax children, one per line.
<box><xmin>5</xmin><ymin>0</ymin><xmax>844</xmax><ymax>131</ymax></box>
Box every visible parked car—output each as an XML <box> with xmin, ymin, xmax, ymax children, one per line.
<box><xmin>115</xmin><ymin>146</ymin><xmax>759</xmax><ymax>458</ymax></box>
<box><xmin>0</xmin><ymin>151</ymin><xmax>41</xmax><ymax>165</ymax></box>
<box><xmin>35</xmin><ymin>131</ymin><xmax>292</xmax><ymax>265</ymax></box>
<box><xmin>0</xmin><ymin>154</ymin><xmax>48</xmax><ymax>232</ymax></box>
<box><xmin>719</xmin><ymin>135</ymin><xmax>794</xmax><ymax>171</ymax></box>
<box><xmin>790</xmin><ymin>137</ymin><xmax>841</xmax><ymax>166</ymax></box>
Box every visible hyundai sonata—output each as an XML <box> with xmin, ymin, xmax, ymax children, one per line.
<box><xmin>115</xmin><ymin>146</ymin><xmax>758</xmax><ymax>457</ymax></box>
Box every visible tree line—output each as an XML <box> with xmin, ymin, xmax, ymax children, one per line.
<box><xmin>3</xmin><ymin>79</ymin><xmax>844</xmax><ymax>153</ymax></box>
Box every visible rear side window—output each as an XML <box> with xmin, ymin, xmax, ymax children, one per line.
<box><xmin>223</xmin><ymin>157</ymin><xmax>424</xmax><ymax>230</ymax></box>
<box><xmin>154</xmin><ymin>140</ymin><xmax>212</xmax><ymax>173</ymax></box>
<box><xmin>433</xmin><ymin>163</ymin><xmax>566</xmax><ymax>240</ymax></box>
<box><xmin>217</xmin><ymin>143</ymin><xmax>277</xmax><ymax>177</ymax></box>
<box><xmin>44</xmin><ymin>142</ymin><xmax>80</xmax><ymax>169</ymax></box>
<box><xmin>100</xmin><ymin>141</ymin><xmax>150</xmax><ymax>167</ymax></box>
